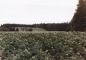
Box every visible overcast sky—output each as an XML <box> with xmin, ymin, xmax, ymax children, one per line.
<box><xmin>0</xmin><ymin>0</ymin><xmax>78</xmax><ymax>25</ymax></box>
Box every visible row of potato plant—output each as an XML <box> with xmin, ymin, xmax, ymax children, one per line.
<box><xmin>0</xmin><ymin>32</ymin><xmax>86</xmax><ymax>60</ymax></box>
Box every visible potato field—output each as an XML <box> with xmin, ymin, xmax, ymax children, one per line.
<box><xmin>0</xmin><ymin>32</ymin><xmax>86</xmax><ymax>60</ymax></box>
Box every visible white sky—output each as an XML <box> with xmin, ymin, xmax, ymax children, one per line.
<box><xmin>0</xmin><ymin>0</ymin><xmax>78</xmax><ymax>25</ymax></box>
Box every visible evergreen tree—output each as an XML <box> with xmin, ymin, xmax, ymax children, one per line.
<box><xmin>71</xmin><ymin>0</ymin><xmax>86</xmax><ymax>31</ymax></box>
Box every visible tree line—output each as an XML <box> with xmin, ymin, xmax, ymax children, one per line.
<box><xmin>0</xmin><ymin>23</ymin><xmax>70</xmax><ymax>31</ymax></box>
<box><xmin>34</xmin><ymin>23</ymin><xmax>70</xmax><ymax>31</ymax></box>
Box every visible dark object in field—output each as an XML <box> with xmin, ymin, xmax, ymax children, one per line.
<box><xmin>29</xmin><ymin>28</ymin><xmax>33</xmax><ymax>31</ymax></box>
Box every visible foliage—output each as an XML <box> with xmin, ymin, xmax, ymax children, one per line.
<box><xmin>0</xmin><ymin>32</ymin><xmax>86</xmax><ymax>60</ymax></box>
<box><xmin>70</xmin><ymin>0</ymin><xmax>86</xmax><ymax>31</ymax></box>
